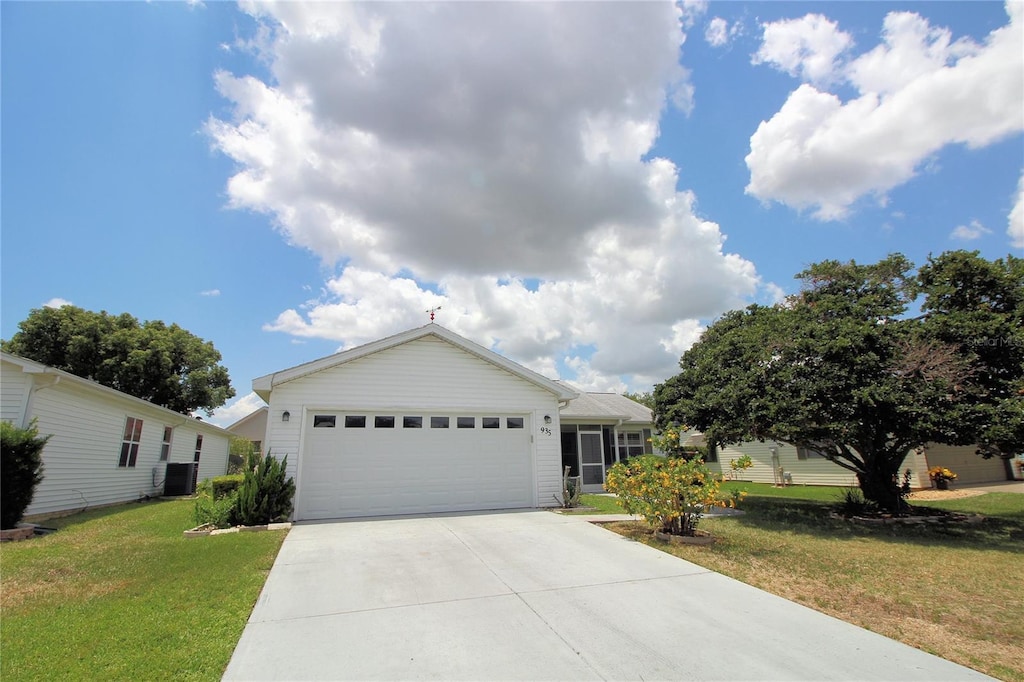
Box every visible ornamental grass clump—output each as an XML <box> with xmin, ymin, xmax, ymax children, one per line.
<box><xmin>604</xmin><ymin>454</ymin><xmax>722</xmax><ymax>536</ymax></box>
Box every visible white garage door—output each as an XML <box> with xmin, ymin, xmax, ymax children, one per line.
<box><xmin>926</xmin><ymin>445</ymin><xmax>1009</xmax><ymax>485</ymax></box>
<box><xmin>297</xmin><ymin>412</ymin><xmax>534</xmax><ymax>520</ymax></box>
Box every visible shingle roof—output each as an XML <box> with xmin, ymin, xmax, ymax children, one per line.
<box><xmin>558</xmin><ymin>386</ymin><xmax>653</xmax><ymax>423</ymax></box>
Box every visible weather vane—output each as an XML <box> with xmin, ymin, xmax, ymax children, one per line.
<box><xmin>426</xmin><ymin>306</ymin><xmax>442</xmax><ymax>322</ymax></box>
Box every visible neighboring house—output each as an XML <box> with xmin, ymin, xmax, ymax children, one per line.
<box><xmin>254</xmin><ymin>324</ymin><xmax>577</xmax><ymax>521</ymax></box>
<box><xmin>917</xmin><ymin>443</ymin><xmax>1017</xmax><ymax>484</ymax></box>
<box><xmin>1</xmin><ymin>352</ymin><xmax>231</xmax><ymax>518</ymax></box>
<box><xmin>226</xmin><ymin>406</ymin><xmax>267</xmax><ymax>454</ymax></box>
<box><xmin>558</xmin><ymin>390</ymin><xmax>655</xmax><ymax>493</ymax></box>
<box><xmin>696</xmin><ymin>436</ymin><xmax>1013</xmax><ymax>488</ymax></box>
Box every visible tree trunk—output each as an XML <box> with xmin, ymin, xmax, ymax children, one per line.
<box><xmin>855</xmin><ymin>450</ymin><xmax>907</xmax><ymax>513</ymax></box>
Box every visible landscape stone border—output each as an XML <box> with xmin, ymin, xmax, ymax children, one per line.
<box><xmin>184</xmin><ymin>522</ymin><xmax>292</xmax><ymax>538</ymax></box>
<box><xmin>0</xmin><ymin>524</ymin><xmax>36</xmax><ymax>542</ymax></box>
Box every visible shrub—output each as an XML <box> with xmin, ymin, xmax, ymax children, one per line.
<box><xmin>211</xmin><ymin>474</ymin><xmax>244</xmax><ymax>500</ymax></box>
<box><xmin>1</xmin><ymin>421</ymin><xmax>50</xmax><ymax>529</ymax></box>
<box><xmin>230</xmin><ymin>452</ymin><xmax>295</xmax><ymax>526</ymax></box>
<box><xmin>604</xmin><ymin>454</ymin><xmax>722</xmax><ymax>536</ymax></box>
<box><xmin>728</xmin><ymin>454</ymin><xmax>754</xmax><ymax>480</ymax></box>
<box><xmin>836</xmin><ymin>487</ymin><xmax>874</xmax><ymax>517</ymax></box>
<box><xmin>193</xmin><ymin>489</ymin><xmax>238</xmax><ymax>528</ymax></box>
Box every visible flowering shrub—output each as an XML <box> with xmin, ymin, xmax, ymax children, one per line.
<box><xmin>928</xmin><ymin>466</ymin><xmax>958</xmax><ymax>482</ymax></box>
<box><xmin>728</xmin><ymin>454</ymin><xmax>754</xmax><ymax>480</ymax></box>
<box><xmin>604</xmin><ymin>454</ymin><xmax>723</xmax><ymax>536</ymax></box>
<box><xmin>648</xmin><ymin>427</ymin><xmax>686</xmax><ymax>457</ymax></box>
<box><xmin>648</xmin><ymin>426</ymin><xmax>710</xmax><ymax>460</ymax></box>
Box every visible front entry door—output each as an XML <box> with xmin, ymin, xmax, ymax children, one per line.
<box><xmin>580</xmin><ymin>432</ymin><xmax>605</xmax><ymax>493</ymax></box>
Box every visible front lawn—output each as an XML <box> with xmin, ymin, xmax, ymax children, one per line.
<box><xmin>0</xmin><ymin>499</ymin><xmax>286</xmax><ymax>681</ymax></box>
<box><xmin>604</xmin><ymin>489</ymin><xmax>1024</xmax><ymax>681</ymax></box>
<box><xmin>569</xmin><ymin>493</ymin><xmax>628</xmax><ymax>514</ymax></box>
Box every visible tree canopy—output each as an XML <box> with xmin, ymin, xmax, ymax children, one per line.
<box><xmin>3</xmin><ymin>306</ymin><xmax>235</xmax><ymax>416</ymax></box>
<box><xmin>654</xmin><ymin>251</ymin><xmax>1023</xmax><ymax>512</ymax></box>
<box><xmin>622</xmin><ymin>391</ymin><xmax>655</xmax><ymax>409</ymax></box>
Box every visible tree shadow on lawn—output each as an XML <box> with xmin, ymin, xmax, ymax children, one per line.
<box><xmin>726</xmin><ymin>497</ymin><xmax>1024</xmax><ymax>553</ymax></box>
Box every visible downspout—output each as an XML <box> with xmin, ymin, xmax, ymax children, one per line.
<box><xmin>21</xmin><ymin>373</ymin><xmax>61</xmax><ymax>429</ymax></box>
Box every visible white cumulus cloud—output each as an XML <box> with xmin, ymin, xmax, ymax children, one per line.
<box><xmin>746</xmin><ymin>2</ymin><xmax>1024</xmax><ymax>221</ymax></box>
<box><xmin>752</xmin><ymin>13</ymin><xmax>853</xmax><ymax>85</ymax></box>
<box><xmin>200</xmin><ymin>289</ymin><xmax>221</xmax><ymax>297</ymax></box>
<box><xmin>1010</xmin><ymin>173</ymin><xmax>1024</xmax><ymax>249</ymax></box>
<box><xmin>208</xmin><ymin>391</ymin><xmax>266</xmax><ymax>428</ymax></box>
<box><xmin>210</xmin><ymin>2</ymin><xmax>766</xmax><ymax>392</ymax></box>
<box><xmin>705</xmin><ymin>17</ymin><xmax>730</xmax><ymax>47</ymax></box>
<box><xmin>42</xmin><ymin>297</ymin><xmax>73</xmax><ymax>309</ymax></box>
<box><xmin>949</xmin><ymin>220</ymin><xmax>991</xmax><ymax>241</ymax></box>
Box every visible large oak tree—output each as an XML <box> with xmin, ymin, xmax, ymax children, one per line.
<box><xmin>655</xmin><ymin>251</ymin><xmax>1023</xmax><ymax>512</ymax></box>
<box><xmin>3</xmin><ymin>306</ymin><xmax>235</xmax><ymax>416</ymax></box>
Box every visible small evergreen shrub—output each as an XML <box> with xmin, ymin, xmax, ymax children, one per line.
<box><xmin>1</xmin><ymin>421</ymin><xmax>50</xmax><ymax>528</ymax></box>
<box><xmin>230</xmin><ymin>453</ymin><xmax>295</xmax><ymax>526</ymax></box>
<box><xmin>211</xmin><ymin>474</ymin><xmax>244</xmax><ymax>500</ymax></box>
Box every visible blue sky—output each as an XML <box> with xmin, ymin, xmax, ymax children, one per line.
<box><xmin>2</xmin><ymin>1</ymin><xmax>1021</xmax><ymax>426</ymax></box>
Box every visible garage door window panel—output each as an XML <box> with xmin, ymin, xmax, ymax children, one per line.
<box><xmin>404</xmin><ymin>416</ymin><xmax>423</xmax><ymax>428</ymax></box>
<box><xmin>507</xmin><ymin>417</ymin><xmax>524</xmax><ymax>429</ymax></box>
<box><xmin>482</xmin><ymin>417</ymin><xmax>500</xmax><ymax>429</ymax></box>
<box><xmin>345</xmin><ymin>416</ymin><xmax>366</xmax><ymax>428</ymax></box>
<box><xmin>457</xmin><ymin>417</ymin><xmax>475</xmax><ymax>429</ymax></box>
<box><xmin>431</xmin><ymin>416</ymin><xmax>449</xmax><ymax>428</ymax></box>
<box><xmin>313</xmin><ymin>415</ymin><xmax>336</xmax><ymax>428</ymax></box>
<box><xmin>375</xmin><ymin>416</ymin><xmax>395</xmax><ymax>428</ymax></box>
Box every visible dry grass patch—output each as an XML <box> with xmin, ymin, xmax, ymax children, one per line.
<box><xmin>604</xmin><ymin>491</ymin><xmax>1024</xmax><ymax>681</ymax></box>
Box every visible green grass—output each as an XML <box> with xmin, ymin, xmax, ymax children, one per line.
<box><xmin>567</xmin><ymin>493</ymin><xmax>628</xmax><ymax>514</ymax></box>
<box><xmin>0</xmin><ymin>499</ymin><xmax>286</xmax><ymax>681</ymax></box>
<box><xmin>604</xmin><ymin>488</ymin><xmax>1024</xmax><ymax>681</ymax></box>
<box><xmin>720</xmin><ymin>480</ymin><xmax>854</xmax><ymax>502</ymax></box>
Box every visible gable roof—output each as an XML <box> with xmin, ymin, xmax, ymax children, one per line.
<box><xmin>559</xmin><ymin>387</ymin><xmax>654</xmax><ymax>423</ymax></box>
<box><xmin>252</xmin><ymin>324</ymin><xmax>578</xmax><ymax>402</ymax></box>
<box><xmin>225</xmin><ymin>406</ymin><xmax>268</xmax><ymax>432</ymax></box>
<box><xmin>1</xmin><ymin>351</ymin><xmax>231</xmax><ymax>436</ymax></box>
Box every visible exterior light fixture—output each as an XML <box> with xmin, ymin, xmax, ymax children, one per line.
<box><xmin>282</xmin><ymin>411</ymin><xmax>290</xmax><ymax>422</ymax></box>
<box><xmin>543</xmin><ymin>415</ymin><xmax>552</xmax><ymax>424</ymax></box>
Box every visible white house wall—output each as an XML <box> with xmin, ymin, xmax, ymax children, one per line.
<box><xmin>711</xmin><ymin>441</ymin><xmax>927</xmax><ymax>488</ymax></box>
<box><xmin>228</xmin><ymin>408</ymin><xmax>268</xmax><ymax>444</ymax></box>
<box><xmin>5</xmin><ymin>371</ymin><xmax>230</xmax><ymax>518</ymax></box>
<box><xmin>923</xmin><ymin>444</ymin><xmax>1008</xmax><ymax>484</ymax></box>
<box><xmin>265</xmin><ymin>336</ymin><xmax>564</xmax><ymax>509</ymax></box>
<box><xmin>1</xmin><ymin>360</ymin><xmax>30</xmax><ymax>424</ymax></box>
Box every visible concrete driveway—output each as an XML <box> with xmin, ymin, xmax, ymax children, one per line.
<box><xmin>224</xmin><ymin>511</ymin><xmax>989</xmax><ymax>681</ymax></box>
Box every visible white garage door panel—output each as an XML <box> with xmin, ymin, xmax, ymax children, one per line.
<box><xmin>926</xmin><ymin>445</ymin><xmax>1008</xmax><ymax>485</ymax></box>
<box><xmin>299</xmin><ymin>415</ymin><xmax>533</xmax><ymax>520</ymax></box>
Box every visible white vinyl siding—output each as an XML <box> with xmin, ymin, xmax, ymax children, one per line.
<box><xmin>1</xmin><ymin>359</ymin><xmax>30</xmax><ymax>424</ymax></box>
<box><xmin>0</xmin><ymin>357</ymin><xmax>232</xmax><ymax>518</ymax></box>
<box><xmin>266</xmin><ymin>336</ymin><xmax>563</xmax><ymax>517</ymax></box>
<box><xmin>227</xmin><ymin>407</ymin><xmax>268</xmax><ymax>443</ymax></box>
<box><xmin>712</xmin><ymin>441</ymin><xmax>859</xmax><ymax>487</ymax></box>
<box><xmin>708</xmin><ymin>441</ymin><xmax>929</xmax><ymax>488</ymax></box>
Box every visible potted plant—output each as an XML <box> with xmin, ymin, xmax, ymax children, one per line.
<box><xmin>928</xmin><ymin>466</ymin><xmax>958</xmax><ymax>490</ymax></box>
